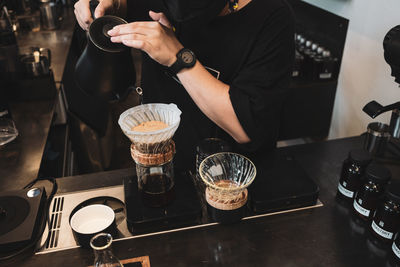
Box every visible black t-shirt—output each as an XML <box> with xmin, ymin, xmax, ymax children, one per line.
<box><xmin>127</xmin><ymin>0</ymin><xmax>295</xmax><ymax>170</ymax></box>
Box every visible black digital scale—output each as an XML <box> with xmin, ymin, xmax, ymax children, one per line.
<box><xmin>123</xmin><ymin>154</ymin><xmax>319</xmax><ymax>234</ymax></box>
<box><xmin>249</xmin><ymin>154</ymin><xmax>320</xmax><ymax>213</ymax></box>
<box><xmin>124</xmin><ymin>170</ymin><xmax>203</xmax><ymax>234</ymax></box>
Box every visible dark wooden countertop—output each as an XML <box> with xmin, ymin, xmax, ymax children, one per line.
<box><xmin>0</xmin><ymin>100</ymin><xmax>55</xmax><ymax>191</ymax></box>
<box><xmin>4</xmin><ymin>136</ymin><xmax>400</xmax><ymax>267</ymax></box>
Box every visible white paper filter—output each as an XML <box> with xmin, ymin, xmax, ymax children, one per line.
<box><xmin>118</xmin><ymin>103</ymin><xmax>182</xmax><ymax>145</ymax></box>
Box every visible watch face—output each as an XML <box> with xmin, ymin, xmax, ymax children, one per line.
<box><xmin>181</xmin><ymin>51</ymin><xmax>194</xmax><ymax>64</ymax></box>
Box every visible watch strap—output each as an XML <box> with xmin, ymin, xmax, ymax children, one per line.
<box><xmin>169</xmin><ymin>59</ymin><xmax>184</xmax><ymax>75</ymax></box>
<box><xmin>168</xmin><ymin>48</ymin><xmax>196</xmax><ymax>75</ymax></box>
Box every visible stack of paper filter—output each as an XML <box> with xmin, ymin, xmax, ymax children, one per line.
<box><xmin>118</xmin><ymin>103</ymin><xmax>181</xmax><ymax>165</ymax></box>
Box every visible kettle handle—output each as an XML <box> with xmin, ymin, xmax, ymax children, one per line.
<box><xmin>89</xmin><ymin>0</ymin><xmax>99</xmax><ymax>20</ymax></box>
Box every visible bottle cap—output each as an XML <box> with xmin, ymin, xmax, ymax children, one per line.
<box><xmin>322</xmin><ymin>50</ymin><xmax>331</xmax><ymax>58</ymax></box>
<box><xmin>365</xmin><ymin>163</ymin><xmax>391</xmax><ymax>183</ymax></box>
<box><xmin>311</xmin><ymin>43</ymin><xmax>318</xmax><ymax>50</ymax></box>
<box><xmin>348</xmin><ymin>149</ymin><xmax>372</xmax><ymax>165</ymax></box>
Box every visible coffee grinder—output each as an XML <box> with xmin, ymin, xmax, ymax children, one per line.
<box><xmin>118</xmin><ymin>103</ymin><xmax>182</xmax><ymax>207</ymax></box>
<box><xmin>362</xmin><ymin>25</ymin><xmax>400</xmax><ymax>160</ymax></box>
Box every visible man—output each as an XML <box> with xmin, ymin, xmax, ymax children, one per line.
<box><xmin>74</xmin><ymin>0</ymin><xmax>294</xmax><ymax>169</ymax></box>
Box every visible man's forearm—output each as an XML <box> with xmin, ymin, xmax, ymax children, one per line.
<box><xmin>177</xmin><ymin>61</ymin><xmax>251</xmax><ymax>144</ymax></box>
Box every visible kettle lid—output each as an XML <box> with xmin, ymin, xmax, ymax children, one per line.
<box><xmin>89</xmin><ymin>15</ymin><xmax>128</xmax><ymax>53</ymax></box>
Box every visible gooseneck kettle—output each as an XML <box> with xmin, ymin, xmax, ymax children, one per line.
<box><xmin>74</xmin><ymin>0</ymin><xmax>135</xmax><ymax>102</ymax></box>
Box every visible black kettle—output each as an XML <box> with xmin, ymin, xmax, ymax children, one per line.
<box><xmin>74</xmin><ymin>0</ymin><xmax>135</xmax><ymax>102</ymax></box>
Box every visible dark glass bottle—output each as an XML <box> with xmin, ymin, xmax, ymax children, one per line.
<box><xmin>392</xmin><ymin>232</ymin><xmax>400</xmax><ymax>263</ymax></box>
<box><xmin>353</xmin><ymin>163</ymin><xmax>391</xmax><ymax>220</ymax></box>
<box><xmin>292</xmin><ymin>50</ymin><xmax>304</xmax><ymax>79</ymax></box>
<box><xmin>371</xmin><ymin>181</ymin><xmax>400</xmax><ymax>241</ymax></box>
<box><xmin>296</xmin><ymin>37</ymin><xmax>306</xmax><ymax>54</ymax></box>
<box><xmin>311</xmin><ymin>50</ymin><xmax>338</xmax><ymax>81</ymax></box>
<box><xmin>337</xmin><ymin>149</ymin><xmax>372</xmax><ymax>200</ymax></box>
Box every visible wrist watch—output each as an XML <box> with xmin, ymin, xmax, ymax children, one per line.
<box><xmin>169</xmin><ymin>48</ymin><xmax>196</xmax><ymax>75</ymax></box>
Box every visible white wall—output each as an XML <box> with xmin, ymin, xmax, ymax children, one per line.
<box><xmin>301</xmin><ymin>0</ymin><xmax>400</xmax><ymax>139</ymax></box>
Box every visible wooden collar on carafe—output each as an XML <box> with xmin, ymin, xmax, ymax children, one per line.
<box><xmin>130</xmin><ymin>140</ymin><xmax>175</xmax><ymax>166</ymax></box>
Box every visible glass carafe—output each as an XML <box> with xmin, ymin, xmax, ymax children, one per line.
<box><xmin>90</xmin><ymin>233</ymin><xmax>123</xmax><ymax>267</ymax></box>
<box><xmin>136</xmin><ymin>160</ymin><xmax>175</xmax><ymax>207</ymax></box>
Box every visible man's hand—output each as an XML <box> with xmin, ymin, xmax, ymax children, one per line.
<box><xmin>74</xmin><ymin>0</ymin><xmax>114</xmax><ymax>30</ymax></box>
<box><xmin>108</xmin><ymin>11</ymin><xmax>183</xmax><ymax>66</ymax></box>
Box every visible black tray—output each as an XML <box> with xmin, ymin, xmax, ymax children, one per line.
<box><xmin>249</xmin><ymin>154</ymin><xmax>319</xmax><ymax>213</ymax></box>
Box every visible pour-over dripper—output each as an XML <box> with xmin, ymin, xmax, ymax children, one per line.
<box><xmin>199</xmin><ymin>152</ymin><xmax>256</xmax><ymax>223</ymax></box>
<box><xmin>118</xmin><ymin>103</ymin><xmax>182</xmax><ymax>154</ymax></box>
<box><xmin>199</xmin><ymin>152</ymin><xmax>256</xmax><ymax>201</ymax></box>
<box><xmin>119</xmin><ymin>103</ymin><xmax>181</xmax><ymax>207</ymax></box>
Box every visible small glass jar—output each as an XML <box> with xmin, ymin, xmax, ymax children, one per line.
<box><xmin>337</xmin><ymin>149</ymin><xmax>372</xmax><ymax>200</ymax></box>
<box><xmin>371</xmin><ymin>181</ymin><xmax>400</xmax><ymax>241</ymax></box>
<box><xmin>353</xmin><ymin>163</ymin><xmax>391</xmax><ymax>220</ymax></box>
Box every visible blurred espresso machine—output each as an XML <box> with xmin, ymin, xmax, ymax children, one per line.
<box><xmin>0</xmin><ymin>4</ymin><xmax>19</xmax><ymax>81</ymax></box>
<box><xmin>0</xmin><ymin>0</ymin><xmax>57</xmax><ymax>92</ymax></box>
<box><xmin>363</xmin><ymin>25</ymin><xmax>400</xmax><ymax>161</ymax></box>
<box><xmin>0</xmin><ymin>3</ymin><xmax>20</xmax><ymax>116</ymax></box>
